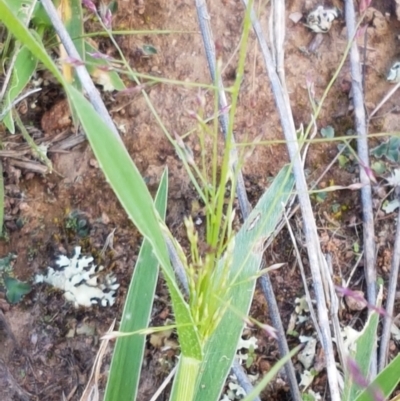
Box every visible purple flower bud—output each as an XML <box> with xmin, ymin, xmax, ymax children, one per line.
<box><xmin>363</xmin><ymin>165</ymin><xmax>378</xmax><ymax>184</ymax></box>
<box><xmin>359</xmin><ymin>0</ymin><xmax>372</xmax><ymax>13</ymax></box>
<box><xmin>82</xmin><ymin>0</ymin><xmax>97</xmax><ymax>13</ymax></box>
<box><xmin>260</xmin><ymin>323</ymin><xmax>278</xmax><ymax>340</ymax></box>
<box><xmin>103</xmin><ymin>8</ymin><xmax>113</xmax><ymax>29</ymax></box>
<box><xmin>347</xmin><ymin>357</ymin><xmax>384</xmax><ymax>401</ymax></box>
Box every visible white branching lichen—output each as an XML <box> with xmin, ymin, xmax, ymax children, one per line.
<box><xmin>34</xmin><ymin>246</ymin><xmax>119</xmax><ymax>308</ymax></box>
<box><xmin>306</xmin><ymin>6</ymin><xmax>340</xmax><ymax>33</ymax></box>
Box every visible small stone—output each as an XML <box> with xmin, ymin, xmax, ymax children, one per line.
<box><xmin>89</xmin><ymin>159</ymin><xmax>99</xmax><ymax>168</ymax></box>
<box><xmin>345</xmin><ymin>290</ymin><xmax>367</xmax><ymax>311</ymax></box>
<box><xmin>101</xmin><ymin>212</ymin><xmax>110</xmax><ymax>225</ymax></box>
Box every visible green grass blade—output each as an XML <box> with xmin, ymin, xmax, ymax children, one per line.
<box><xmin>66</xmin><ymin>85</ymin><xmax>202</xmax><ymax>360</ymax></box>
<box><xmin>0</xmin><ymin>161</ymin><xmax>4</xmax><ymax>235</ymax></box>
<box><xmin>0</xmin><ymin>3</ymin><xmax>202</xmax><ymax>360</ymax></box>
<box><xmin>354</xmin><ymin>353</ymin><xmax>400</xmax><ymax>401</ymax></box>
<box><xmin>3</xmin><ymin>0</ymin><xmax>36</xmax><ymax>21</ymax></box>
<box><xmin>85</xmin><ymin>41</ymin><xmax>125</xmax><ymax>91</ymax></box>
<box><xmin>0</xmin><ymin>0</ymin><xmax>64</xmax><ymax>82</ymax></box>
<box><xmin>242</xmin><ymin>345</ymin><xmax>301</xmax><ymax>401</ymax></box>
<box><xmin>343</xmin><ymin>300</ymin><xmax>380</xmax><ymax>400</ymax></box>
<box><xmin>104</xmin><ymin>169</ymin><xmax>168</xmax><ymax>401</ymax></box>
<box><xmin>2</xmin><ymin>0</ymin><xmax>39</xmax><ymax>133</ymax></box>
<box><xmin>193</xmin><ymin>165</ymin><xmax>295</xmax><ymax>401</ymax></box>
<box><xmin>2</xmin><ymin>46</ymin><xmax>38</xmax><ymax>133</ymax></box>
<box><xmin>62</xmin><ymin>0</ymin><xmax>84</xmax><ymax>90</ymax></box>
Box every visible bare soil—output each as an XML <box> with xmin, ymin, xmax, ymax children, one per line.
<box><xmin>1</xmin><ymin>0</ymin><xmax>400</xmax><ymax>400</ymax></box>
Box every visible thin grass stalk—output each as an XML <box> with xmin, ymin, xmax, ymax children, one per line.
<box><xmin>379</xmin><ymin>202</ymin><xmax>400</xmax><ymax>371</ymax></box>
<box><xmin>171</xmin><ymin>357</ymin><xmax>201</xmax><ymax>401</ymax></box>
<box><xmin>241</xmin><ymin>1</ymin><xmax>341</xmax><ymax>399</ymax></box>
<box><xmin>0</xmin><ymin>88</ymin><xmax>42</xmax><ymax>121</ymax></box>
<box><xmin>194</xmin><ymin>0</ymin><xmax>250</xmax><ymax>219</ymax></box>
<box><xmin>40</xmin><ymin>0</ymin><xmax>120</xmax><ymax>139</ymax></box>
<box><xmin>194</xmin><ymin>2</ymin><xmax>301</xmax><ymax>400</ymax></box>
<box><xmin>344</xmin><ymin>0</ymin><xmax>377</xmax><ymax>376</ymax></box>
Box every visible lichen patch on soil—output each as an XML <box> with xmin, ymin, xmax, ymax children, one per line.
<box><xmin>2</xmin><ymin>0</ymin><xmax>400</xmax><ymax>400</ymax></box>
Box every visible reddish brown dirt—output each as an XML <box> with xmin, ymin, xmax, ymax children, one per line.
<box><xmin>1</xmin><ymin>0</ymin><xmax>400</xmax><ymax>400</ymax></box>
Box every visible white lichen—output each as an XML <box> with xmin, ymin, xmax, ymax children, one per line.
<box><xmin>306</xmin><ymin>6</ymin><xmax>339</xmax><ymax>33</ymax></box>
<box><xmin>35</xmin><ymin>246</ymin><xmax>119</xmax><ymax>308</ymax></box>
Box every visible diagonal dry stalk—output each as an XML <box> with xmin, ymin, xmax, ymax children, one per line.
<box><xmin>79</xmin><ymin>320</ymin><xmax>116</xmax><ymax>401</ymax></box>
<box><xmin>194</xmin><ymin>1</ymin><xmax>301</xmax><ymax>400</ymax></box>
<box><xmin>379</xmin><ymin>203</ymin><xmax>400</xmax><ymax>371</ymax></box>
<box><xmin>40</xmin><ymin>0</ymin><xmax>121</xmax><ymax>141</ymax></box>
<box><xmin>240</xmin><ymin>1</ymin><xmax>341</xmax><ymax>400</ymax></box>
<box><xmin>344</xmin><ymin>0</ymin><xmax>377</xmax><ymax>376</ymax></box>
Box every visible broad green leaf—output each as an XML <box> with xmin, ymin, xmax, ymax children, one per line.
<box><xmin>104</xmin><ymin>169</ymin><xmax>168</xmax><ymax>401</ymax></box>
<box><xmin>343</xmin><ymin>293</ymin><xmax>381</xmax><ymax>401</ymax></box>
<box><xmin>0</xmin><ymin>0</ymin><xmax>64</xmax><ymax>83</ymax></box>
<box><xmin>60</xmin><ymin>0</ymin><xmax>84</xmax><ymax>88</ymax></box>
<box><xmin>320</xmin><ymin>125</ymin><xmax>335</xmax><ymax>139</ymax></box>
<box><xmin>354</xmin><ymin>353</ymin><xmax>400</xmax><ymax>401</ymax></box>
<box><xmin>3</xmin><ymin>0</ymin><xmax>36</xmax><ymax>22</ymax></box>
<box><xmin>66</xmin><ymin>85</ymin><xmax>202</xmax><ymax>360</ymax></box>
<box><xmin>2</xmin><ymin>0</ymin><xmax>39</xmax><ymax>133</ymax></box>
<box><xmin>32</xmin><ymin>0</ymin><xmax>58</xmax><ymax>28</ymax></box>
<box><xmin>371</xmin><ymin>137</ymin><xmax>400</xmax><ymax>163</ymax></box>
<box><xmin>0</xmin><ymin>0</ymin><xmax>201</xmax><ymax>360</ymax></box>
<box><xmin>4</xmin><ymin>276</ymin><xmax>32</xmax><ymax>303</ymax></box>
<box><xmin>2</xmin><ymin>46</ymin><xmax>38</xmax><ymax>133</ymax></box>
<box><xmin>85</xmin><ymin>41</ymin><xmax>125</xmax><ymax>91</ymax></box>
<box><xmin>192</xmin><ymin>165</ymin><xmax>295</xmax><ymax>401</ymax></box>
<box><xmin>0</xmin><ymin>161</ymin><xmax>4</xmax><ymax>234</ymax></box>
<box><xmin>0</xmin><ymin>253</ymin><xmax>16</xmax><ymax>271</ymax></box>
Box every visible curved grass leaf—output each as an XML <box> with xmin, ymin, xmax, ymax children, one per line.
<box><xmin>354</xmin><ymin>353</ymin><xmax>400</xmax><ymax>401</ymax></box>
<box><xmin>343</xmin><ymin>292</ymin><xmax>380</xmax><ymax>401</ymax></box>
<box><xmin>67</xmin><ymin>84</ymin><xmax>201</xmax><ymax>360</ymax></box>
<box><xmin>2</xmin><ymin>46</ymin><xmax>38</xmax><ymax>133</ymax></box>
<box><xmin>104</xmin><ymin>169</ymin><xmax>168</xmax><ymax>401</ymax></box>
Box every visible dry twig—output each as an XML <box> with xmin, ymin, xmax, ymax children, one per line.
<box><xmin>241</xmin><ymin>1</ymin><xmax>341</xmax><ymax>399</ymax></box>
<box><xmin>194</xmin><ymin>1</ymin><xmax>299</xmax><ymax>400</ymax></box>
<box><xmin>344</xmin><ymin>0</ymin><xmax>377</xmax><ymax>375</ymax></box>
<box><xmin>40</xmin><ymin>0</ymin><xmax>121</xmax><ymax>141</ymax></box>
<box><xmin>79</xmin><ymin>320</ymin><xmax>116</xmax><ymax>401</ymax></box>
<box><xmin>379</xmin><ymin>201</ymin><xmax>400</xmax><ymax>371</ymax></box>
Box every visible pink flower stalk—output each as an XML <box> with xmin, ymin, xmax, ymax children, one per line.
<box><xmin>97</xmin><ymin>65</ymin><xmax>113</xmax><ymax>72</ymax></box>
<box><xmin>87</xmin><ymin>51</ymin><xmax>113</xmax><ymax>60</ymax></box>
<box><xmin>347</xmin><ymin>357</ymin><xmax>384</xmax><ymax>401</ymax></box>
<box><xmin>335</xmin><ymin>286</ymin><xmax>388</xmax><ymax>317</ymax></box>
<box><xmin>117</xmin><ymin>85</ymin><xmax>146</xmax><ymax>95</ymax></box>
<box><xmin>61</xmin><ymin>56</ymin><xmax>85</xmax><ymax>66</ymax></box>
